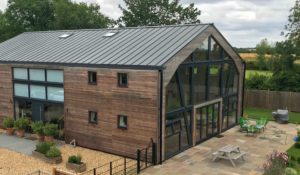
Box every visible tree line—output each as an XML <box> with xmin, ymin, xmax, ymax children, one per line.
<box><xmin>0</xmin><ymin>0</ymin><xmax>201</xmax><ymax>43</ymax></box>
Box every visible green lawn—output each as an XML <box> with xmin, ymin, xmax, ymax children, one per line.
<box><xmin>244</xmin><ymin>107</ymin><xmax>300</xmax><ymax>124</ymax></box>
<box><xmin>287</xmin><ymin>144</ymin><xmax>300</xmax><ymax>173</ymax></box>
<box><xmin>245</xmin><ymin>70</ymin><xmax>273</xmax><ymax>79</ymax></box>
<box><xmin>244</xmin><ymin>108</ymin><xmax>300</xmax><ymax>173</ymax></box>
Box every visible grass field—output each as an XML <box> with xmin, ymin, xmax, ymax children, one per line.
<box><xmin>287</xmin><ymin>144</ymin><xmax>300</xmax><ymax>173</ymax></box>
<box><xmin>245</xmin><ymin>70</ymin><xmax>273</xmax><ymax>79</ymax></box>
<box><xmin>244</xmin><ymin>107</ymin><xmax>300</xmax><ymax>124</ymax></box>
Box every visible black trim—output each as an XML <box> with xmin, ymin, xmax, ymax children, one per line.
<box><xmin>1</xmin><ymin>61</ymin><xmax>164</xmax><ymax>70</ymax></box>
<box><xmin>159</xmin><ymin>70</ymin><xmax>163</xmax><ymax>164</ymax></box>
<box><xmin>88</xmin><ymin>111</ymin><xmax>98</xmax><ymax>124</ymax></box>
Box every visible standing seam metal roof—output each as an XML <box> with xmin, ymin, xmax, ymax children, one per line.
<box><xmin>0</xmin><ymin>24</ymin><xmax>210</xmax><ymax>68</ymax></box>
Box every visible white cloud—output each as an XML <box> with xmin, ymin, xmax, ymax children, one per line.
<box><xmin>0</xmin><ymin>0</ymin><xmax>296</xmax><ymax>47</ymax></box>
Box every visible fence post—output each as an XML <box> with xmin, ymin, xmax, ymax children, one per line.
<box><xmin>124</xmin><ymin>157</ymin><xmax>127</xmax><ymax>175</ymax></box>
<box><xmin>93</xmin><ymin>168</ymin><xmax>96</xmax><ymax>175</ymax></box>
<box><xmin>110</xmin><ymin>162</ymin><xmax>113</xmax><ymax>175</ymax></box>
<box><xmin>137</xmin><ymin>149</ymin><xmax>141</xmax><ymax>174</ymax></box>
<box><xmin>145</xmin><ymin>148</ymin><xmax>148</xmax><ymax>168</ymax></box>
<box><xmin>152</xmin><ymin>142</ymin><xmax>157</xmax><ymax>165</ymax></box>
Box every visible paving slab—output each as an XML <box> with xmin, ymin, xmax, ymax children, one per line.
<box><xmin>0</xmin><ymin>133</ymin><xmax>37</xmax><ymax>155</ymax></box>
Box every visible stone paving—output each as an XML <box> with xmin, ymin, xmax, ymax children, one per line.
<box><xmin>142</xmin><ymin>121</ymin><xmax>297</xmax><ymax>175</ymax></box>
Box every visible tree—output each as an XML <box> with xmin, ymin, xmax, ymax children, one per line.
<box><xmin>53</xmin><ymin>0</ymin><xmax>114</xmax><ymax>30</ymax></box>
<box><xmin>255</xmin><ymin>38</ymin><xmax>274</xmax><ymax>70</ymax></box>
<box><xmin>286</xmin><ymin>0</ymin><xmax>300</xmax><ymax>56</ymax></box>
<box><xmin>119</xmin><ymin>0</ymin><xmax>201</xmax><ymax>27</ymax></box>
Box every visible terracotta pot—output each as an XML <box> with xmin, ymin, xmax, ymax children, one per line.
<box><xmin>44</xmin><ymin>135</ymin><xmax>54</xmax><ymax>142</ymax></box>
<box><xmin>16</xmin><ymin>129</ymin><xmax>25</xmax><ymax>137</ymax></box>
<box><xmin>37</xmin><ymin>134</ymin><xmax>45</xmax><ymax>142</ymax></box>
<box><xmin>6</xmin><ymin>128</ymin><xmax>14</xmax><ymax>135</ymax></box>
<box><xmin>66</xmin><ymin>162</ymin><xmax>87</xmax><ymax>173</ymax></box>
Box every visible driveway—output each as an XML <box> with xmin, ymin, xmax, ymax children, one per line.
<box><xmin>0</xmin><ymin>132</ymin><xmax>37</xmax><ymax>155</ymax></box>
<box><xmin>142</xmin><ymin>121</ymin><xmax>296</xmax><ymax>175</ymax></box>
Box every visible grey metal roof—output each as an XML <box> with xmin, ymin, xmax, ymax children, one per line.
<box><xmin>0</xmin><ymin>24</ymin><xmax>210</xmax><ymax>69</ymax></box>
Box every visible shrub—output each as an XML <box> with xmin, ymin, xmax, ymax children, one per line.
<box><xmin>245</xmin><ymin>74</ymin><xmax>271</xmax><ymax>90</ymax></box>
<box><xmin>31</xmin><ymin>121</ymin><xmax>44</xmax><ymax>135</ymax></box>
<box><xmin>285</xmin><ymin>167</ymin><xmax>297</xmax><ymax>175</ymax></box>
<box><xmin>263</xmin><ymin>150</ymin><xmax>288</xmax><ymax>175</ymax></box>
<box><xmin>36</xmin><ymin>142</ymin><xmax>53</xmax><ymax>154</ymax></box>
<box><xmin>14</xmin><ymin>118</ymin><xmax>30</xmax><ymax>130</ymax></box>
<box><xmin>43</xmin><ymin>123</ymin><xmax>59</xmax><ymax>137</ymax></box>
<box><xmin>297</xmin><ymin>157</ymin><xmax>300</xmax><ymax>164</ymax></box>
<box><xmin>3</xmin><ymin>117</ymin><xmax>14</xmax><ymax>129</ymax></box>
<box><xmin>46</xmin><ymin>146</ymin><xmax>61</xmax><ymax>158</ymax></box>
<box><xmin>68</xmin><ymin>155</ymin><xmax>82</xmax><ymax>164</ymax></box>
<box><xmin>290</xmin><ymin>156</ymin><xmax>296</xmax><ymax>161</ymax></box>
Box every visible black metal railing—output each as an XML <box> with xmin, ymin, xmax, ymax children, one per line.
<box><xmin>137</xmin><ymin>139</ymin><xmax>157</xmax><ymax>173</ymax></box>
<box><xmin>27</xmin><ymin>170</ymin><xmax>51</xmax><ymax>175</ymax></box>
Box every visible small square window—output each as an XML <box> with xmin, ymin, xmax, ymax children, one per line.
<box><xmin>89</xmin><ymin>111</ymin><xmax>98</xmax><ymax>124</ymax></box>
<box><xmin>88</xmin><ymin>71</ymin><xmax>97</xmax><ymax>84</ymax></box>
<box><xmin>117</xmin><ymin>73</ymin><xmax>128</xmax><ymax>87</ymax></box>
<box><xmin>118</xmin><ymin>115</ymin><xmax>128</xmax><ymax>129</ymax></box>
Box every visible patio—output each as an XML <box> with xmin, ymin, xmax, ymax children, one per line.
<box><xmin>142</xmin><ymin>121</ymin><xmax>296</xmax><ymax>175</ymax></box>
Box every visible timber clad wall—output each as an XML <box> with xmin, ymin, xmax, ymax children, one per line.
<box><xmin>0</xmin><ymin>64</ymin><xmax>13</xmax><ymax>126</ymax></box>
<box><xmin>64</xmin><ymin>68</ymin><xmax>159</xmax><ymax>158</ymax></box>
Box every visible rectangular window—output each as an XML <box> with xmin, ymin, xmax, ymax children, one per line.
<box><xmin>13</xmin><ymin>68</ymin><xmax>28</xmax><ymax>80</ymax></box>
<box><xmin>118</xmin><ymin>115</ymin><xmax>128</xmax><ymax>129</ymax></box>
<box><xmin>29</xmin><ymin>69</ymin><xmax>45</xmax><ymax>81</ymax></box>
<box><xmin>117</xmin><ymin>73</ymin><xmax>128</xmax><ymax>87</ymax></box>
<box><xmin>47</xmin><ymin>87</ymin><xmax>64</xmax><ymax>102</ymax></box>
<box><xmin>88</xmin><ymin>71</ymin><xmax>97</xmax><ymax>84</ymax></box>
<box><xmin>14</xmin><ymin>83</ymin><xmax>29</xmax><ymax>97</ymax></box>
<box><xmin>47</xmin><ymin>70</ymin><xmax>64</xmax><ymax>83</ymax></box>
<box><xmin>89</xmin><ymin>111</ymin><xmax>98</xmax><ymax>124</ymax></box>
<box><xmin>30</xmin><ymin>85</ymin><xmax>46</xmax><ymax>99</ymax></box>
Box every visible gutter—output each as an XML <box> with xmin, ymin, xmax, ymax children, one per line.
<box><xmin>159</xmin><ymin>69</ymin><xmax>163</xmax><ymax>164</ymax></box>
<box><xmin>241</xmin><ymin>60</ymin><xmax>246</xmax><ymax>117</ymax></box>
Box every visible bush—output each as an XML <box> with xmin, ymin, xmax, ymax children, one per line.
<box><xmin>36</xmin><ymin>142</ymin><xmax>53</xmax><ymax>154</ymax></box>
<box><xmin>14</xmin><ymin>118</ymin><xmax>30</xmax><ymax>130</ymax></box>
<box><xmin>43</xmin><ymin>123</ymin><xmax>59</xmax><ymax>137</ymax></box>
<box><xmin>297</xmin><ymin>157</ymin><xmax>300</xmax><ymax>164</ymax></box>
<box><xmin>46</xmin><ymin>146</ymin><xmax>61</xmax><ymax>158</ymax></box>
<box><xmin>3</xmin><ymin>117</ymin><xmax>14</xmax><ymax>129</ymax></box>
<box><xmin>285</xmin><ymin>167</ymin><xmax>297</xmax><ymax>175</ymax></box>
<box><xmin>290</xmin><ymin>156</ymin><xmax>296</xmax><ymax>161</ymax></box>
<box><xmin>245</xmin><ymin>74</ymin><xmax>271</xmax><ymax>90</ymax></box>
<box><xmin>263</xmin><ymin>150</ymin><xmax>288</xmax><ymax>175</ymax></box>
<box><xmin>31</xmin><ymin>121</ymin><xmax>44</xmax><ymax>135</ymax></box>
<box><xmin>68</xmin><ymin>155</ymin><xmax>82</xmax><ymax>164</ymax></box>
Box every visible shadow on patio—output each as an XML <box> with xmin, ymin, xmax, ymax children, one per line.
<box><xmin>142</xmin><ymin>121</ymin><xmax>296</xmax><ymax>175</ymax></box>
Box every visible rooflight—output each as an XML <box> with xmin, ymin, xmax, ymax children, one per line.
<box><xmin>59</xmin><ymin>33</ymin><xmax>73</xmax><ymax>39</ymax></box>
<box><xmin>103</xmin><ymin>32</ymin><xmax>118</xmax><ymax>37</ymax></box>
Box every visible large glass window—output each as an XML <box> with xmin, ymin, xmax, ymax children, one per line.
<box><xmin>44</xmin><ymin>103</ymin><xmax>64</xmax><ymax>123</ymax></box>
<box><xmin>47</xmin><ymin>70</ymin><xmax>64</xmax><ymax>83</ymax></box>
<box><xmin>47</xmin><ymin>87</ymin><xmax>64</xmax><ymax>102</ymax></box>
<box><xmin>178</xmin><ymin>67</ymin><xmax>191</xmax><ymax>105</ymax></box>
<box><xmin>194</xmin><ymin>38</ymin><xmax>209</xmax><ymax>61</ymax></box>
<box><xmin>166</xmin><ymin>75</ymin><xmax>182</xmax><ymax>112</ymax></box>
<box><xmin>29</xmin><ymin>69</ymin><xmax>45</xmax><ymax>81</ymax></box>
<box><xmin>14</xmin><ymin>100</ymin><xmax>32</xmax><ymax>119</ymax></box>
<box><xmin>210</xmin><ymin>38</ymin><xmax>222</xmax><ymax>60</ymax></box>
<box><xmin>208</xmin><ymin>64</ymin><xmax>221</xmax><ymax>100</ymax></box>
<box><xmin>30</xmin><ymin>85</ymin><xmax>46</xmax><ymax>99</ymax></box>
<box><xmin>14</xmin><ymin>83</ymin><xmax>29</xmax><ymax>97</ymax></box>
<box><xmin>194</xmin><ymin>66</ymin><xmax>207</xmax><ymax>104</ymax></box>
<box><xmin>13</xmin><ymin>68</ymin><xmax>28</xmax><ymax>80</ymax></box>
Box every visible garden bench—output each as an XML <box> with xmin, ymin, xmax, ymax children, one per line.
<box><xmin>212</xmin><ymin>145</ymin><xmax>247</xmax><ymax>167</ymax></box>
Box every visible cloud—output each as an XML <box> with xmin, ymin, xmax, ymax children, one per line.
<box><xmin>0</xmin><ymin>0</ymin><xmax>296</xmax><ymax>47</ymax></box>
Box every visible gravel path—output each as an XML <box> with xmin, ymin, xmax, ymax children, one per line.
<box><xmin>0</xmin><ymin>129</ymin><xmax>124</xmax><ymax>175</ymax></box>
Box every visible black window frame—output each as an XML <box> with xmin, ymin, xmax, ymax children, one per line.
<box><xmin>117</xmin><ymin>73</ymin><xmax>128</xmax><ymax>87</ymax></box>
<box><xmin>88</xmin><ymin>111</ymin><xmax>98</xmax><ymax>124</ymax></box>
<box><xmin>118</xmin><ymin>115</ymin><xmax>128</xmax><ymax>129</ymax></box>
<box><xmin>88</xmin><ymin>71</ymin><xmax>97</xmax><ymax>85</ymax></box>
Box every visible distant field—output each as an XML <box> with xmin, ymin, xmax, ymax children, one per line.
<box><xmin>239</xmin><ymin>53</ymin><xmax>257</xmax><ymax>61</ymax></box>
<box><xmin>245</xmin><ymin>70</ymin><xmax>273</xmax><ymax>79</ymax></box>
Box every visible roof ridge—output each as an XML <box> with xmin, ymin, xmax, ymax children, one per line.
<box><xmin>23</xmin><ymin>23</ymin><xmax>213</xmax><ymax>34</ymax></box>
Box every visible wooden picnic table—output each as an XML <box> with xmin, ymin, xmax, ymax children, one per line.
<box><xmin>212</xmin><ymin>145</ymin><xmax>247</xmax><ymax>167</ymax></box>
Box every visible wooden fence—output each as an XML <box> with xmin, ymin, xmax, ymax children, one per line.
<box><xmin>244</xmin><ymin>90</ymin><xmax>300</xmax><ymax>112</ymax></box>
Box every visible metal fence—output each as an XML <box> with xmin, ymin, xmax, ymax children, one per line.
<box><xmin>244</xmin><ymin>89</ymin><xmax>300</xmax><ymax>112</ymax></box>
<box><xmin>137</xmin><ymin>139</ymin><xmax>157</xmax><ymax>173</ymax></box>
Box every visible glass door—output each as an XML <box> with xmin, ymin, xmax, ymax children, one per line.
<box><xmin>195</xmin><ymin>102</ymin><xmax>220</xmax><ymax>144</ymax></box>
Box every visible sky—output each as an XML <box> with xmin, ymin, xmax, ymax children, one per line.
<box><xmin>0</xmin><ymin>0</ymin><xmax>296</xmax><ymax>48</ymax></box>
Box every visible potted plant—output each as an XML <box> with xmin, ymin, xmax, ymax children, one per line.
<box><xmin>66</xmin><ymin>155</ymin><xmax>87</xmax><ymax>173</ymax></box>
<box><xmin>32</xmin><ymin>142</ymin><xmax>62</xmax><ymax>164</ymax></box>
<box><xmin>3</xmin><ymin>117</ymin><xmax>14</xmax><ymax>135</ymax></box>
<box><xmin>14</xmin><ymin>117</ymin><xmax>30</xmax><ymax>137</ymax></box>
<box><xmin>43</xmin><ymin>123</ymin><xmax>58</xmax><ymax>142</ymax></box>
<box><xmin>31</xmin><ymin>121</ymin><xmax>45</xmax><ymax>141</ymax></box>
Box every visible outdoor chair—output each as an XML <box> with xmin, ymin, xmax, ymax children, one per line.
<box><xmin>239</xmin><ymin>118</ymin><xmax>249</xmax><ymax>132</ymax></box>
<box><xmin>247</xmin><ymin>125</ymin><xmax>257</xmax><ymax>136</ymax></box>
<box><xmin>256</xmin><ymin>118</ymin><xmax>267</xmax><ymax>132</ymax></box>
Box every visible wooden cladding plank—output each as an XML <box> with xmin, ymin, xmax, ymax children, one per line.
<box><xmin>0</xmin><ymin>64</ymin><xmax>13</xmax><ymax>127</ymax></box>
<box><xmin>64</xmin><ymin>67</ymin><xmax>159</xmax><ymax>158</ymax></box>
